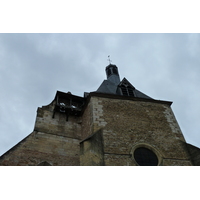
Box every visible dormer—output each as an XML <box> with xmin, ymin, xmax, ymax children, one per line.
<box><xmin>96</xmin><ymin>64</ymin><xmax>152</xmax><ymax>100</ymax></box>
<box><xmin>118</xmin><ymin>78</ymin><xmax>136</xmax><ymax>96</ymax></box>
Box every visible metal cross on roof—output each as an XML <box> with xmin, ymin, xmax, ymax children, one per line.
<box><xmin>108</xmin><ymin>55</ymin><xmax>112</xmax><ymax>64</ymax></box>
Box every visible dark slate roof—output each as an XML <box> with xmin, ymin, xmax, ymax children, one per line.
<box><xmin>96</xmin><ymin>80</ymin><xmax>118</xmax><ymax>94</ymax></box>
<box><xmin>96</xmin><ymin>77</ymin><xmax>153</xmax><ymax>99</ymax></box>
<box><xmin>134</xmin><ymin>89</ymin><xmax>152</xmax><ymax>99</ymax></box>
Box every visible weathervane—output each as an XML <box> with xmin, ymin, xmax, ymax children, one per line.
<box><xmin>108</xmin><ymin>55</ymin><xmax>112</xmax><ymax>64</ymax></box>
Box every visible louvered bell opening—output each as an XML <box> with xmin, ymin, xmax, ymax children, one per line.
<box><xmin>121</xmin><ymin>86</ymin><xmax>128</xmax><ymax>96</ymax></box>
<box><xmin>112</xmin><ymin>66</ymin><xmax>118</xmax><ymax>75</ymax></box>
<box><xmin>127</xmin><ymin>86</ymin><xmax>134</xmax><ymax>96</ymax></box>
<box><xmin>107</xmin><ymin>68</ymin><xmax>112</xmax><ymax>76</ymax></box>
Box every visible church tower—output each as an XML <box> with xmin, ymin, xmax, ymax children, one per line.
<box><xmin>0</xmin><ymin>63</ymin><xmax>199</xmax><ymax>166</ymax></box>
<box><xmin>80</xmin><ymin>64</ymin><xmax>195</xmax><ymax>166</ymax></box>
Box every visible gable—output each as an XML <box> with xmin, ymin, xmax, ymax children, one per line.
<box><xmin>118</xmin><ymin>78</ymin><xmax>152</xmax><ymax>99</ymax></box>
<box><xmin>118</xmin><ymin>78</ymin><xmax>136</xmax><ymax>96</ymax></box>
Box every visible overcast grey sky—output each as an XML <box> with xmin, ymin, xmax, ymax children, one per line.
<box><xmin>0</xmin><ymin>33</ymin><xmax>200</xmax><ymax>155</ymax></box>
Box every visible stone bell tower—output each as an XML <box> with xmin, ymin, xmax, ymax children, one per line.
<box><xmin>0</xmin><ymin>62</ymin><xmax>199</xmax><ymax>166</ymax></box>
<box><xmin>80</xmin><ymin>63</ymin><xmax>196</xmax><ymax>166</ymax></box>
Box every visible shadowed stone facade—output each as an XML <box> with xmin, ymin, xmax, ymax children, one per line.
<box><xmin>0</xmin><ymin>64</ymin><xmax>199</xmax><ymax>166</ymax></box>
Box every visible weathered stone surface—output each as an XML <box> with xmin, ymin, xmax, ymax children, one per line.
<box><xmin>0</xmin><ymin>130</ymin><xmax>80</xmax><ymax>166</ymax></box>
<box><xmin>0</xmin><ymin>99</ymin><xmax>81</xmax><ymax>166</ymax></box>
<box><xmin>80</xmin><ymin>129</ymin><xmax>104</xmax><ymax>166</ymax></box>
<box><xmin>35</xmin><ymin>106</ymin><xmax>82</xmax><ymax>139</ymax></box>
<box><xmin>186</xmin><ymin>143</ymin><xmax>200</xmax><ymax>166</ymax></box>
<box><xmin>80</xmin><ymin>95</ymin><xmax>193</xmax><ymax>166</ymax></box>
<box><xmin>0</xmin><ymin>93</ymin><xmax>195</xmax><ymax>166</ymax></box>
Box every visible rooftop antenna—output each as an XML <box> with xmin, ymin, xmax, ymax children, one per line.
<box><xmin>108</xmin><ymin>55</ymin><xmax>112</xmax><ymax>64</ymax></box>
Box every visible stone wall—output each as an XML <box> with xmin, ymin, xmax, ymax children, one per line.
<box><xmin>0</xmin><ymin>100</ymin><xmax>81</xmax><ymax>166</ymax></box>
<box><xmin>186</xmin><ymin>143</ymin><xmax>200</xmax><ymax>166</ymax></box>
<box><xmin>0</xmin><ymin>93</ymin><xmax>195</xmax><ymax>166</ymax></box>
<box><xmin>84</xmin><ymin>95</ymin><xmax>193</xmax><ymax>166</ymax></box>
<box><xmin>0</xmin><ymin>131</ymin><xmax>80</xmax><ymax>166</ymax></box>
<box><xmin>81</xmin><ymin>100</ymin><xmax>93</xmax><ymax>140</ymax></box>
<box><xmin>35</xmin><ymin>102</ymin><xmax>82</xmax><ymax>139</ymax></box>
<box><xmin>80</xmin><ymin>129</ymin><xmax>104</xmax><ymax>166</ymax></box>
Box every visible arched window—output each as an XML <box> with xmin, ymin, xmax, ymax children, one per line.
<box><xmin>38</xmin><ymin>161</ymin><xmax>52</xmax><ymax>166</ymax></box>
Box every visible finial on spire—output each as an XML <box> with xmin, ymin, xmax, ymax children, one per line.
<box><xmin>108</xmin><ymin>55</ymin><xmax>112</xmax><ymax>64</ymax></box>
